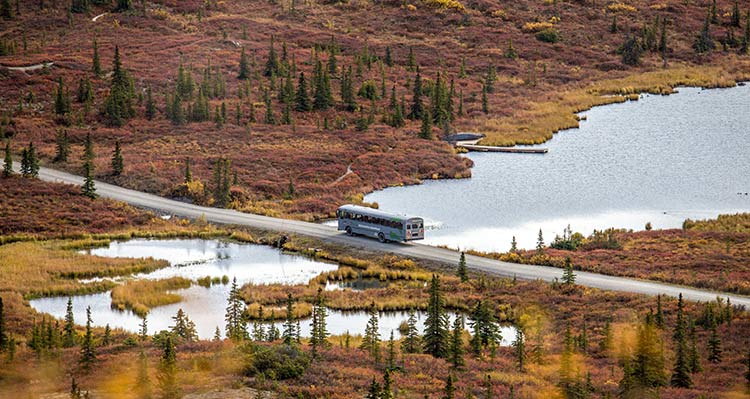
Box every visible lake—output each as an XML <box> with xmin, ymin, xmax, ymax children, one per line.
<box><xmin>365</xmin><ymin>85</ymin><xmax>750</xmax><ymax>252</ymax></box>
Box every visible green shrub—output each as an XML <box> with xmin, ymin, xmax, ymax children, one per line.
<box><xmin>535</xmin><ymin>28</ymin><xmax>560</xmax><ymax>43</ymax></box>
<box><xmin>246</xmin><ymin>344</ymin><xmax>310</xmax><ymax>380</ymax></box>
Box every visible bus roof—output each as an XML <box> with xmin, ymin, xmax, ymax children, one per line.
<box><xmin>338</xmin><ymin>204</ymin><xmax>422</xmax><ymax>222</ymax></box>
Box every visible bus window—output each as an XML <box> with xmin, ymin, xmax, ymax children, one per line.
<box><xmin>407</xmin><ymin>224</ymin><xmax>411</xmax><ymax>230</ymax></box>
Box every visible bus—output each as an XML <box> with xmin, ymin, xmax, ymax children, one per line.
<box><xmin>336</xmin><ymin>204</ymin><xmax>425</xmax><ymax>243</ymax></box>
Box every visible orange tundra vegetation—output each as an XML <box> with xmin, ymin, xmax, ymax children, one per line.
<box><xmin>0</xmin><ymin>0</ymin><xmax>749</xmax><ymax>219</ymax></box>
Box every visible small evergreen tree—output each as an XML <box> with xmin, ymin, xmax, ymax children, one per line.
<box><xmin>0</xmin><ymin>0</ymin><xmax>13</xmax><ymax>19</ymax></box>
<box><xmin>111</xmin><ymin>140</ymin><xmax>123</xmax><ymax>176</ymax></box>
<box><xmin>457</xmin><ymin>251</ymin><xmax>468</xmax><ymax>282</ymax></box>
<box><xmin>443</xmin><ymin>374</ymin><xmax>456</xmax><ymax>399</ymax></box>
<box><xmin>225</xmin><ymin>277</ymin><xmax>247</xmax><ymax>341</ymax></box>
<box><xmin>694</xmin><ymin>13</ymin><xmax>715</xmax><ymax>54</ymax></box>
<box><xmin>82</xmin><ymin>160</ymin><xmax>97</xmax><ymax>198</ymax></box>
<box><xmin>423</xmin><ymin>274</ymin><xmax>449</xmax><ymax>358</ymax></box>
<box><xmin>707</xmin><ymin>323</ymin><xmax>722</xmax><ymax>363</ymax></box>
<box><xmin>238</xmin><ymin>47</ymin><xmax>250</xmax><ymax>80</ymax></box>
<box><xmin>295</xmin><ymin>72</ymin><xmax>311</xmax><ymax>112</ymax></box>
<box><xmin>157</xmin><ymin>334</ymin><xmax>180</xmax><ymax>399</ymax></box>
<box><xmin>419</xmin><ymin>109</ymin><xmax>433</xmax><ymax>140</ymax></box>
<box><xmin>361</xmin><ymin>302</ymin><xmax>381</xmax><ymax>362</ymax></box>
<box><xmin>264</xmin><ymin>36</ymin><xmax>282</xmax><ymax>77</ymax></box>
<box><xmin>401</xmin><ymin>308</ymin><xmax>421</xmax><ymax>354</ymax></box>
<box><xmin>510</xmin><ymin>236</ymin><xmax>518</xmax><ymax>253</ymax></box>
<box><xmin>79</xmin><ymin>306</ymin><xmax>96</xmax><ymax>370</ymax></box>
<box><xmin>536</xmin><ymin>229</ymin><xmax>544</xmax><ymax>254</ymax></box>
<box><xmin>145</xmin><ymin>85</ymin><xmax>156</xmax><ymax>120</ymax></box>
<box><xmin>671</xmin><ymin>294</ymin><xmax>692</xmax><ymax>388</ymax></box>
<box><xmin>741</xmin><ymin>10</ymin><xmax>750</xmax><ymax>54</ymax></box>
<box><xmin>409</xmin><ymin>70</ymin><xmax>424</xmax><ymax>120</ymax></box>
<box><xmin>63</xmin><ymin>297</ymin><xmax>76</xmax><ymax>347</ymax></box>
<box><xmin>115</xmin><ymin>0</ymin><xmax>132</xmax><ymax>12</ymax></box>
<box><xmin>54</xmin><ymin>77</ymin><xmax>71</xmax><ymax>120</ymax></box>
<box><xmin>504</xmin><ymin>39</ymin><xmax>518</xmax><ymax>59</ymax></box>
<box><xmin>92</xmin><ymin>38</ymin><xmax>101</xmax><ymax>77</ymax></box>
<box><xmin>366</xmin><ymin>377</ymin><xmax>382</xmax><ymax>399</ymax></box>
<box><xmin>2</xmin><ymin>139</ymin><xmax>12</xmax><ymax>177</ymax></box>
<box><xmin>53</xmin><ymin>130</ymin><xmax>70</xmax><ymax>163</ymax></box>
<box><xmin>562</xmin><ymin>257</ymin><xmax>576</xmax><ymax>286</ymax></box>
<box><xmin>386</xmin><ymin>331</ymin><xmax>397</xmax><ymax>371</ymax></box>
<box><xmin>448</xmin><ymin>316</ymin><xmax>465</xmax><ymax>369</ymax></box>
<box><xmin>618</xmin><ymin>35</ymin><xmax>643</xmax><ymax>66</ymax></box>
<box><xmin>183</xmin><ymin>157</ymin><xmax>192</xmax><ymax>183</ymax></box>
<box><xmin>513</xmin><ymin>327</ymin><xmax>526</xmax><ymax>372</ymax></box>
<box><xmin>282</xmin><ymin>293</ymin><xmax>297</xmax><ymax>346</ymax></box>
<box><xmin>70</xmin><ymin>0</ymin><xmax>90</xmax><ymax>13</ymax></box>
<box><xmin>103</xmin><ymin>46</ymin><xmax>135</xmax><ymax>126</ymax></box>
<box><xmin>481</xmin><ymin>83</ymin><xmax>488</xmax><ymax>114</ymax></box>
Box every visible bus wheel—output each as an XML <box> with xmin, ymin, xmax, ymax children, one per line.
<box><xmin>377</xmin><ymin>233</ymin><xmax>386</xmax><ymax>243</ymax></box>
<box><xmin>345</xmin><ymin>226</ymin><xmax>353</xmax><ymax>236</ymax></box>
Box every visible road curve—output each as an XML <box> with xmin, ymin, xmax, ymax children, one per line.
<box><xmin>32</xmin><ymin>166</ymin><xmax>750</xmax><ymax>307</ymax></box>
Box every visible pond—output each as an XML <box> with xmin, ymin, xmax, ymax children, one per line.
<box><xmin>30</xmin><ymin>239</ymin><xmax>516</xmax><ymax>343</ymax></box>
<box><xmin>365</xmin><ymin>85</ymin><xmax>750</xmax><ymax>252</ymax></box>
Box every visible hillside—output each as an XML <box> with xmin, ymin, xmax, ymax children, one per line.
<box><xmin>1</xmin><ymin>0</ymin><xmax>749</xmax><ymax>219</ymax></box>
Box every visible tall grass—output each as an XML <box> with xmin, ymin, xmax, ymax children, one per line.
<box><xmin>111</xmin><ymin>277</ymin><xmax>192</xmax><ymax>317</ymax></box>
<box><xmin>477</xmin><ymin>65</ymin><xmax>750</xmax><ymax>146</ymax></box>
<box><xmin>0</xmin><ymin>241</ymin><xmax>168</xmax><ymax>298</ymax></box>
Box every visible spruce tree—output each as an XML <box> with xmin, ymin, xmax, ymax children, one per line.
<box><xmin>136</xmin><ymin>350</ymin><xmax>152</xmax><ymax>399</ymax></box>
<box><xmin>103</xmin><ymin>46</ymin><xmax>135</xmax><ymax>126</ymax></box>
<box><xmin>238</xmin><ymin>47</ymin><xmax>250</xmax><ymax>80</ymax></box>
<box><xmin>694</xmin><ymin>13</ymin><xmax>715</xmax><ymax>54</ymax></box>
<box><xmin>225</xmin><ymin>277</ymin><xmax>247</xmax><ymax>341</ymax></box>
<box><xmin>513</xmin><ymin>327</ymin><xmax>526</xmax><ymax>372</ymax></box>
<box><xmin>510</xmin><ymin>236</ymin><xmax>518</xmax><ymax>253</ymax></box>
<box><xmin>481</xmin><ymin>83</ymin><xmax>488</xmax><ymax>114</ymax></box>
<box><xmin>183</xmin><ymin>157</ymin><xmax>192</xmax><ymax>183</ymax></box>
<box><xmin>423</xmin><ymin>274</ymin><xmax>449</xmax><ymax>358</ymax></box>
<box><xmin>457</xmin><ymin>251</ymin><xmax>468</xmax><ymax>282</ymax></box>
<box><xmin>63</xmin><ymin>297</ymin><xmax>76</xmax><ymax>347</ymax></box>
<box><xmin>619</xmin><ymin>314</ymin><xmax>667</xmax><ymax>392</ymax></box>
<box><xmin>2</xmin><ymin>139</ymin><xmax>12</xmax><ymax>177</ymax></box>
<box><xmin>687</xmin><ymin>317</ymin><xmax>702</xmax><ymax>373</ymax></box>
<box><xmin>76</xmin><ymin>78</ymin><xmax>94</xmax><ymax>104</ymax></box>
<box><xmin>22</xmin><ymin>142</ymin><xmax>39</xmax><ymax>178</ymax></box>
<box><xmin>741</xmin><ymin>11</ymin><xmax>750</xmax><ymax>54</ymax></box>
<box><xmin>366</xmin><ymin>377</ymin><xmax>382</xmax><ymax>399</ymax></box>
<box><xmin>102</xmin><ymin>324</ymin><xmax>111</xmax><ymax>346</ymax></box>
<box><xmin>401</xmin><ymin>308</ymin><xmax>421</xmax><ymax>354</ymax></box>
<box><xmin>671</xmin><ymin>294</ymin><xmax>692</xmax><ymax>388</ymax></box>
<box><xmin>111</xmin><ymin>140</ymin><xmax>123</xmax><ymax>176</ymax></box>
<box><xmin>469</xmin><ymin>299</ymin><xmax>502</xmax><ymax>355</ymax></box>
<box><xmin>419</xmin><ymin>109</ymin><xmax>433</xmax><ymax>140</ymax></box>
<box><xmin>144</xmin><ymin>86</ymin><xmax>157</xmax><ymax>121</ymax></box>
<box><xmin>70</xmin><ymin>0</ymin><xmax>90</xmax><ymax>13</ymax></box>
<box><xmin>386</xmin><ymin>331</ymin><xmax>397</xmax><ymax>371</ymax></box>
<box><xmin>54</xmin><ymin>77</ymin><xmax>71</xmax><ymax>120</ymax></box>
<box><xmin>115</xmin><ymin>0</ymin><xmax>132</xmax><ymax>12</ymax></box>
<box><xmin>448</xmin><ymin>316</ymin><xmax>465</xmax><ymax>369</ymax></box>
<box><xmin>360</xmin><ymin>302</ymin><xmax>381</xmax><ymax>362</ymax></box>
<box><xmin>264</xmin><ymin>36</ymin><xmax>281</xmax><ymax>77</ymax></box>
<box><xmin>282</xmin><ymin>293</ymin><xmax>297</xmax><ymax>346</ymax></box>
<box><xmin>313</xmin><ymin>60</ymin><xmax>332</xmax><ymax>110</ymax></box>
<box><xmin>139</xmin><ymin>315</ymin><xmax>148</xmax><ymax>342</ymax></box>
<box><xmin>443</xmin><ymin>374</ymin><xmax>456</xmax><ymax>399</ymax></box>
<box><xmin>295</xmin><ymin>72</ymin><xmax>311</xmax><ymax>112</ymax></box>
<box><xmin>1</xmin><ymin>0</ymin><xmax>12</xmax><ymax>19</ymax></box>
<box><xmin>409</xmin><ymin>70</ymin><xmax>424</xmax><ymax>120</ymax></box>
<box><xmin>79</xmin><ymin>306</ymin><xmax>96</xmax><ymax>370</ymax></box>
<box><xmin>92</xmin><ymin>38</ymin><xmax>101</xmax><ymax>77</ymax></box>
<box><xmin>562</xmin><ymin>257</ymin><xmax>576</xmax><ymax>286</ymax></box>
<box><xmin>707</xmin><ymin>323</ymin><xmax>722</xmax><ymax>363</ymax></box>
<box><xmin>158</xmin><ymin>334</ymin><xmax>180</xmax><ymax>399</ymax></box>
<box><xmin>655</xmin><ymin>294</ymin><xmax>664</xmax><ymax>329</ymax></box>
<box><xmin>82</xmin><ymin>159</ymin><xmax>97</xmax><ymax>198</ymax></box>
<box><xmin>536</xmin><ymin>229</ymin><xmax>544</xmax><ymax>253</ymax></box>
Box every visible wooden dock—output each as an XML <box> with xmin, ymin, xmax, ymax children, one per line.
<box><xmin>457</xmin><ymin>144</ymin><xmax>548</xmax><ymax>154</ymax></box>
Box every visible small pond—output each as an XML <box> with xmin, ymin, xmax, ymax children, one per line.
<box><xmin>30</xmin><ymin>239</ymin><xmax>516</xmax><ymax>343</ymax></box>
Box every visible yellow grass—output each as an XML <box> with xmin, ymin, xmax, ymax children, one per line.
<box><xmin>0</xmin><ymin>241</ymin><xmax>168</xmax><ymax>298</ymax></box>
<box><xmin>110</xmin><ymin>277</ymin><xmax>192</xmax><ymax>317</ymax></box>
<box><xmin>477</xmin><ymin>64</ymin><xmax>750</xmax><ymax>146</ymax></box>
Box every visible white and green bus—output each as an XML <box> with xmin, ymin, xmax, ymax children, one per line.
<box><xmin>336</xmin><ymin>204</ymin><xmax>425</xmax><ymax>243</ymax></box>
